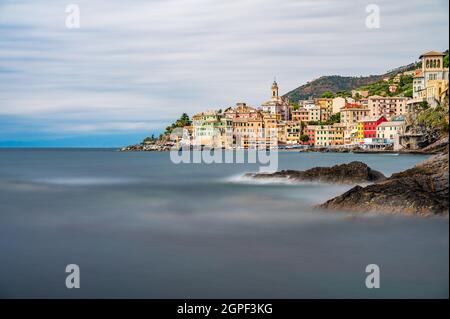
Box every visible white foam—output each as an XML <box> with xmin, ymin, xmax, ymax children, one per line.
<box><xmin>224</xmin><ymin>174</ymin><xmax>308</xmax><ymax>185</ymax></box>
<box><xmin>223</xmin><ymin>173</ymin><xmax>374</xmax><ymax>187</ymax></box>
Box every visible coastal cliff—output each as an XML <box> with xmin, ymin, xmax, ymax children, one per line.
<box><xmin>318</xmin><ymin>150</ymin><xmax>449</xmax><ymax>216</ymax></box>
<box><xmin>244</xmin><ymin>161</ymin><xmax>386</xmax><ymax>184</ymax></box>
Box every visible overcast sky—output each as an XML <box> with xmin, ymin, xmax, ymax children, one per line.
<box><xmin>0</xmin><ymin>0</ymin><xmax>448</xmax><ymax>147</ymax></box>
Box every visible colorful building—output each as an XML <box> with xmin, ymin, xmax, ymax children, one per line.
<box><xmin>361</xmin><ymin>115</ymin><xmax>387</xmax><ymax>139</ymax></box>
<box><xmin>368</xmin><ymin>96</ymin><xmax>408</xmax><ymax>118</ymax></box>
<box><xmin>192</xmin><ymin>111</ymin><xmax>232</xmax><ymax>148</ymax></box>
<box><xmin>332</xmin><ymin>123</ymin><xmax>345</xmax><ymax>146</ymax></box>
<box><xmin>376</xmin><ymin>121</ymin><xmax>406</xmax><ymax>143</ymax></box>
<box><xmin>356</xmin><ymin>121</ymin><xmax>364</xmax><ymax>144</ymax></box>
<box><xmin>303</xmin><ymin>125</ymin><xmax>316</xmax><ymax>146</ymax></box>
<box><xmin>233</xmin><ymin>116</ymin><xmax>265</xmax><ymax>149</ymax></box>
<box><xmin>291</xmin><ymin>108</ymin><xmax>309</xmax><ymax>122</ymax></box>
<box><xmin>340</xmin><ymin>103</ymin><xmax>370</xmax><ymax>126</ymax></box>
<box><xmin>331</xmin><ymin>97</ymin><xmax>346</xmax><ymax>114</ymax></box>
<box><xmin>284</xmin><ymin>121</ymin><xmax>302</xmax><ymax>145</ymax></box>
<box><xmin>314</xmin><ymin>98</ymin><xmax>332</xmax><ymax>121</ymax></box>
<box><xmin>308</xmin><ymin>106</ymin><xmax>323</xmax><ymax>122</ymax></box>
<box><xmin>313</xmin><ymin>124</ymin><xmax>345</xmax><ymax>147</ymax></box>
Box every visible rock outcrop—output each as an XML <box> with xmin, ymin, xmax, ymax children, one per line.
<box><xmin>244</xmin><ymin>161</ymin><xmax>386</xmax><ymax>184</ymax></box>
<box><xmin>318</xmin><ymin>151</ymin><xmax>449</xmax><ymax>216</ymax></box>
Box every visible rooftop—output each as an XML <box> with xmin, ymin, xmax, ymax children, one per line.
<box><xmin>378</xmin><ymin>121</ymin><xmax>405</xmax><ymax>127</ymax></box>
<box><xmin>342</xmin><ymin>103</ymin><xmax>366</xmax><ymax>109</ymax></box>
<box><xmin>419</xmin><ymin>50</ymin><xmax>446</xmax><ymax>59</ymax></box>
<box><xmin>360</xmin><ymin>115</ymin><xmax>386</xmax><ymax>122</ymax></box>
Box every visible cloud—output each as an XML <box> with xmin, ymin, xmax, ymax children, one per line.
<box><xmin>0</xmin><ymin>0</ymin><xmax>448</xmax><ymax>145</ymax></box>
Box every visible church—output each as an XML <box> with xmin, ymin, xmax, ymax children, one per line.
<box><xmin>260</xmin><ymin>80</ymin><xmax>291</xmax><ymax>121</ymax></box>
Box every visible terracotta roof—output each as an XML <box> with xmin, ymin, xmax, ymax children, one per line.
<box><xmin>343</xmin><ymin>103</ymin><xmax>363</xmax><ymax>109</ymax></box>
<box><xmin>413</xmin><ymin>70</ymin><xmax>424</xmax><ymax>78</ymax></box>
<box><xmin>360</xmin><ymin>116</ymin><xmax>383</xmax><ymax>122</ymax></box>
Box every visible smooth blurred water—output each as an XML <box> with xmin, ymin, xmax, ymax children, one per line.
<box><xmin>0</xmin><ymin>149</ymin><xmax>448</xmax><ymax>298</ymax></box>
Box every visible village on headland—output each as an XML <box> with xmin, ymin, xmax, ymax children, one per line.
<box><xmin>121</xmin><ymin>50</ymin><xmax>449</xmax><ymax>154</ymax></box>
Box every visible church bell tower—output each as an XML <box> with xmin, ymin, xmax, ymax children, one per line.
<box><xmin>271</xmin><ymin>80</ymin><xmax>279</xmax><ymax>100</ymax></box>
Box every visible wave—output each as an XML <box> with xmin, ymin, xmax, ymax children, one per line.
<box><xmin>223</xmin><ymin>173</ymin><xmax>374</xmax><ymax>187</ymax></box>
<box><xmin>224</xmin><ymin>174</ymin><xmax>312</xmax><ymax>186</ymax></box>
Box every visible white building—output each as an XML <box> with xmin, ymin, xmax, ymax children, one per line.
<box><xmin>376</xmin><ymin>121</ymin><xmax>405</xmax><ymax>143</ymax></box>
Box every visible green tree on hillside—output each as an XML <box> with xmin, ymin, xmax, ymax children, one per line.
<box><xmin>336</xmin><ymin>90</ymin><xmax>352</xmax><ymax>98</ymax></box>
<box><xmin>143</xmin><ymin>134</ymin><xmax>157</xmax><ymax>144</ymax></box>
<box><xmin>416</xmin><ymin>105</ymin><xmax>449</xmax><ymax>133</ymax></box>
<box><xmin>327</xmin><ymin>112</ymin><xmax>341</xmax><ymax>124</ymax></box>
<box><xmin>164</xmin><ymin>113</ymin><xmax>192</xmax><ymax>134</ymax></box>
<box><xmin>321</xmin><ymin>91</ymin><xmax>334</xmax><ymax>98</ymax></box>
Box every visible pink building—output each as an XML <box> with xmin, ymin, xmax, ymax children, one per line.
<box><xmin>368</xmin><ymin>96</ymin><xmax>408</xmax><ymax>118</ymax></box>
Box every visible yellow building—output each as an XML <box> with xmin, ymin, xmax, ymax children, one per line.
<box><xmin>418</xmin><ymin>51</ymin><xmax>449</xmax><ymax>107</ymax></box>
<box><xmin>356</xmin><ymin>121</ymin><xmax>364</xmax><ymax>144</ymax></box>
<box><xmin>315</xmin><ymin>98</ymin><xmax>333</xmax><ymax>112</ymax></box>
<box><xmin>426</xmin><ymin>79</ymin><xmax>449</xmax><ymax>106</ymax></box>
<box><xmin>284</xmin><ymin>121</ymin><xmax>302</xmax><ymax>145</ymax></box>
<box><xmin>277</xmin><ymin>122</ymin><xmax>286</xmax><ymax>144</ymax></box>
<box><xmin>340</xmin><ymin>103</ymin><xmax>369</xmax><ymax>144</ymax></box>
<box><xmin>333</xmin><ymin>123</ymin><xmax>345</xmax><ymax>145</ymax></box>
<box><xmin>263</xmin><ymin>113</ymin><xmax>279</xmax><ymax>148</ymax></box>
<box><xmin>233</xmin><ymin>117</ymin><xmax>265</xmax><ymax>149</ymax></box>
<box><xmin>315</xmin><ymin>125</ymin><xmax>337</xmax><ymax>147</ymax></box>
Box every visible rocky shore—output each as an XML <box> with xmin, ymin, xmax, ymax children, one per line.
<box><xmin>244</xmin><ymin>161</ymin><xmax>386</xmax><ymax>184</ymax></box>
<box><xmin>120</xmin><ymin>144</ymin><xmax>171</xmax><ymax>152</ymax></box>
<box><xmin>318</xmin><ymin>150</ymin><xmax>449</xmax><ymax>216</ymax></box>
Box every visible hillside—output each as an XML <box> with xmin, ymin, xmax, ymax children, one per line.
<box><xmin>283</xmin><ymin>62</ymin><xmax>418</xmax><ymax>102</ymax></box>
<box><xmin>283</xmin><ymin>75</ymin><xmax>383</xmax><ymax>101</ymax></box>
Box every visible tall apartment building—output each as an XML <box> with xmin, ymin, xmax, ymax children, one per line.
<box><xmin>367</xmin><ymin>96</ymin><xmax>407</xmax><ymax>118</ymax></box>
<box><xmin>291</xmin><ymin>108</ymin><xmax>309</xmax><ymax>122</ymax></box>
<box><xmin>340</xmin><ymin>103</ymin><xmax>370</xmax><ymax>126</ymax></box>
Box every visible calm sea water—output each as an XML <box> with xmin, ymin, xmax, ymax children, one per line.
<box><xmin>0</xmin><ymin>149</ymin><xmax>448</xmax><ymax>298</ymax></box>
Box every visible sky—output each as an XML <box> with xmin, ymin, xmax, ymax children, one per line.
<box><xmin>0</xmin><ymin>0</ymin><xmax>448</xmax><ymax>147</ymax></box>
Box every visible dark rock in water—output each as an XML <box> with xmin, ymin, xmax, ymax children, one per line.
<box><xmin>245</xmin><ymin>161</ymin><xmax>385</xmax><ymax>184</ymax></box>
<box><xmin>318</xmin><ymin>151</ymin><xmax>449</xmax><ymax>216</ymax></box>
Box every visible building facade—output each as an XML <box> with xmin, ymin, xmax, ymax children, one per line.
<box><xmin>291</xmin><ymin>108</ymin><xmax>309</xmax><ymax>122</ymax></box>
<box><xmin>361</xmin><ymin>115</ymin><xmax>387</xmax><ymax>139</ymax></box>
<box><xmin>368</xmin><ymin>96</ymin><xmax>408</xmax><ymax>118</ymax></box>
<box><xmin>377</xmin><ymin>121</ymin><xmax>406</xmax><ymax>143</ymax></box>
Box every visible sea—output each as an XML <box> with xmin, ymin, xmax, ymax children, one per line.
<box><xmin>0</xmin><ymin>148</ymin><xmax>448</xmax><ymax>298</ymax></box>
